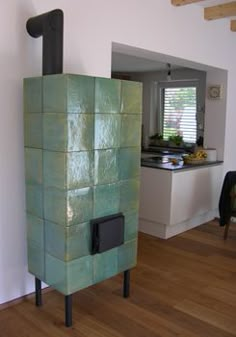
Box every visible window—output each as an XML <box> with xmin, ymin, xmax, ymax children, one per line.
<box><xmin>160</xmin><ymin>85</ymin><xmax>197</xmax><ymax>143</ymax></box>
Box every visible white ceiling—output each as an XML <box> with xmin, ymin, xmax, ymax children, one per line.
<box><xmin>112</xmin><ymin>52</ymin><xmax>181</xmax><ymax>73</ymax></box>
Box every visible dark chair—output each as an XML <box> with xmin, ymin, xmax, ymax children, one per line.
<box><xmin>219</xmin><ymin>171</ymin><xmax>236</xmax><ymax>239</ymax></box>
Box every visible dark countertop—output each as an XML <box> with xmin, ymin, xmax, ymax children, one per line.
<box><xmin>141</xmin><ymin>159</ymin><xmax>223</xmax><ymax>171</ymax></box>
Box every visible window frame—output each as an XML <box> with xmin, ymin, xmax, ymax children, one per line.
<box><xmin>159</xmin><ymin>80</ymin><xmax>200</xmax><ymax>144</ymax></box>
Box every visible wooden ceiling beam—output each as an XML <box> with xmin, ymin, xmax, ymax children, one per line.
<box><xmin>204</xmin><ymin>1</ymin><xmax>236</xmax><ymax>20</ymax></box>
<box><xmin>230</xmin><ymin>19</ymin><xmax>236</xmax><ymax>31</ymax></box>
<box><xmin>171</xmin><ymin>0</ymin><xmax>205</xmax><ymax>6</ymax></box>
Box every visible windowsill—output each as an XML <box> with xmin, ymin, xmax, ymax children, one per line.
<box><xmin>143</xmin><ymin>144</ymin><xmax>195</xmax><ymax>154</ymax></box>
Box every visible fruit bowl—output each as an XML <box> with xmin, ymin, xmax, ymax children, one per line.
<box><xmin>183</xmin><ymin>150</ymin><xmax>207</xmax><ymax>165</ymax></box>
<box><xmin>184</xmin><ymin>157</ymin><xmax>206</xmax><ymax>165</ymax></box>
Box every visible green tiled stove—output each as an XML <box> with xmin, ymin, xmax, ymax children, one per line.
<box><xmin>24</xmin><ymin>73</ymin><xmax>142</xmax><ymax>324</ymax></box>
<box><xmin>24</xmin><ymin>9</ymin><xmax>142</xmax><ymax>327</ymax></box>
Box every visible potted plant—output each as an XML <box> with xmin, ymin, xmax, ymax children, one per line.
<box><xmin>149</xmin><ymin>133</ymin><xmax>165</xmax><ymax>146</ymax></box>
<box><xmin>168</xmin><ymin>133</ymin><xmax>183</xmax><ymax>147</ymax></box>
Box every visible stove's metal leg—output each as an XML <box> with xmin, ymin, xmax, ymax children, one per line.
<box><xmin>123</xmin><ymin>269</ymin><xmax>130</xmax><ymax>298</ymax></box>
<box><xmin>65</xmin><ymin>294</ymin><xmax>73</xmax><ymax>327</ymax></box>
<box><xmin>35</xmin><ymin>277</ymin><xmax>42</xmax><ymax>306</ymax></box>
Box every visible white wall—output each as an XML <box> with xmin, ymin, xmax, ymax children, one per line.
<box><xmin>128</xmin><ymin>68</ymin><xmax>206</xmax><ymax>141</ymax></box>
<box><xmin>1</xmin><ymin>0</ymin><xmax>236</xmax><ymax>303</ymax></box>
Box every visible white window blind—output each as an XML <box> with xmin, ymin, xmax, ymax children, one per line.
<box><xmin>162</xmin><ymin>86</ymin><xmax>197</xmax><ymax>143</ymax></box>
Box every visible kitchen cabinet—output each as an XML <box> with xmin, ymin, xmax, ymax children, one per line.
<box><xmin>139</xmin><ymin>163</ymin><xmax>223</xmax><ymax>239</ymax></box>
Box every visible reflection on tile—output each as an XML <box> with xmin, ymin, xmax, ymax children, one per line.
<box><xmin>120</xmin><ymin>115</ymin><xmax>141</xmax><ymax>147</ymax></box>
<box><xmin>95</xmin><ymin>78</ymin><xmax>121</xmax><ymax>113</ymax></box>
<box><xmin>67</xmin><ymin>114</ymin><xmax>94</xmax><ymax>151</ymax></box>
<box><xmin>45</xmin><ymin>221</ymin><xmax>91</xmax><ymax>261</ymax></box>
<box><xmin>25</xmin><ymin>148</ymin><xmax>42</xmax><ymax>185</ymax></box>
<box><xmin>118</xmin><ymin>239</ymin><xmax>137</xmax><ymax>272</ymax></box>
<box><xmin>67</xmin><ymin>75</ymin><xmax>95</xmax><ymax>113</ymax></box>
<box><xmin>67</xmin><ymin>152</ymin><xmax>94</xmax><ymax>189</ymax></box>
<box><xmin>43</xmin><ymin>151</ymin><xmax>93</xmax><ymax>190</ymax></box>
<box><xmin>119</xmin><ymin>148</ymin><xmax>141</xmax><ymax>180</ymax></box>
<box><xmin>43</xmin><ymin>114</ymin><xmax>94</xmax><ymax>152</ymax></box>
<box><xmin>67</xmin><ymin>188</ymin><xmax>93</xmax><ymax>225</ymax></box>
<box><xmin>94</xmin><ymin>114</ymin><xmax>121</xmax><ymax>149</ymax></box>
<box><xmin>120</xmin><ymin>179</ymin><xmax>140</xmax><ymax>213</ymax></box>
<box><xmin>26</xmin><ymin>184</ymin><xmax>43</xmax><ymax>218</ymax></box>
<box><xmin>94</xmin><ymin>183</ymin><xmax>120</xmax><ymax>218</ymax></box>
<box><xmin>94</xmin><ymin>149</ymin><xmax>118</xmax><ymax>185</ymax></box>
<box><xmin>24</xmin><ymin>77</ymin><xmax>42</xmax><ymax>113</ymax></box>
<box><xmin>27</xmin><ymin>213</ymin><xmax>44</xmax><ymax>248</ymax></box>
<box><xmin>93</xmin><ymin>247</ymin><xmax>118</xmax><ymax>283</ymax></box>
<box><xmin>24</xmin><ymin>113</ymin><xmax>42</xmax><ymax>148</ymax></box>
<box><xmin>44</xmin><ymin>187</ymin><xmax>93</xmax><ymax>226</ymax></box>
<box><xmin>121</xmin><ymin>80</ymin><xmax>142</xmax><ymax>114</ymax></box>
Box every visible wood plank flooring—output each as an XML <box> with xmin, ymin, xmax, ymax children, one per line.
<box><xmin>1</xmin><ymin>220</ymin><xmax>236</xmax><ymax>337</ymax></box>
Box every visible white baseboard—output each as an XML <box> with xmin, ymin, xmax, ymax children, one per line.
<box><xmin>139</xmin><ymin>210</ymin><xmax>217</xmax><ymax>239</ymax></box>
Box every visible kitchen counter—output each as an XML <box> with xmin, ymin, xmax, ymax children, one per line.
<box><xmin>141</xmin><ymin>158</ymin><xmax>223</xmax><ymax>171</ymax></box>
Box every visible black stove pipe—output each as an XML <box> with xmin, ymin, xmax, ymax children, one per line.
<box><xmin>26</xmin><ymin>9</ymin><xmax>63</xmax><ymax>75</ymax></box>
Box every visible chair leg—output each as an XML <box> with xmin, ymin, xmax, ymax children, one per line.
<box><xmin>224</xmin><ymin>223</ymin><xmax>230</xmax><ymax>240</ymax></box>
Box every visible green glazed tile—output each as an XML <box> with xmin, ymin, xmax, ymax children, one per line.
<box><xmin>43</xmin><ymin>114</ymin><xmax>94</xmax><ymax>152</ymax></box>
<box><xmin>67</xmin><ymin>255</ymin><xmax>93</xmax><ymax>294</ymax></box>
<box><xmin>67</xmin><ymin>152</ymin><xmax>94</xmax><ymax>189</ymax></box>
<box><xmin>45</xmin><ymin>253</ymin><xmax>93</xmax><ymax>295</ymax></box>
<box><xmin>43</xmin><ymin>74</ymin><xmax>95</xmax><ymax>113</ymax></box>
<box><xmin>45</xmin><ymin>221</ymin><xmax>91</xmax><ymax>261</ymax></box>
<box><xmin>94</xmin><ymin>149</ymin><xmax>119</xmax><ymax>185</ymax></box>
<box><xmin>27</xmin><ymin>213</ymin><xmax>44</xmax><ymax>248</ymax></box>
<box><xmin>67</xmin><ymin>188</ymin><xmax>93</xmax><ymax>225</ymax></box>
<box><xmin>94</xmin><ymin>114</ymin><xmax>121</xmax><ymax>149</ymax></box>
<box><xmin>95</xmin><ymin>78</ymin><xmax>121</xmax><ymax>113</ymax></box>
<box><xmin>25</xmin><ymin>148</ymin><xmax>42</xmax><ymax>185</ymax></box>
<box><xmin>24</xmin><ymin>113</ymin><xmax>42</xmax><ymax>148</ymax></box>
<box><xmin>118</xmin><ymin>239</ymin><xmax>137</xmax><ymax>272</ymax></box>
<box><xmin>24</xmin><ymin>77</ymin><xmax>42</xmax><ymax>113</ymax></box>
<box><xmin>120</xmin><ymin>179</ymin><xmax>140</xmax><ymax>213</ymax></box>
<box><xmin>43</xmin><ymin>151</ymin><xmax>66</xmax><ymax>189</ymax></box>
<box><xmin>94</xmin><ymin>183</ymin><xmax>120</xmax><ymax>218</ymax></box>
<box><xmin>45</xmin><ymin>253</ymin><xmax>66</xmax><ymax>294</ymax></box>
<box><xmin>67</xmin><ymin>75</ymin><xmax>95</xmax><ymax>113</ymax></box>
<box><xmin>43</xmin><ymin>151</ymin><xmax>93</xmax><ymax>190</ymax></box>
<box><xmin>120</xmin><ymin>115</ymin><xmax>142</xmax><ymax>147</ymax></box>
<box><xmin>121</xmin><ymin>80</ymin><xmax>142</xmax><ymax>114</ymax></box>
<box><xmin>93</xmin><ymin>247</ymin><xmax>118</xmax><ymax>283</ymax></box>
<box><xmin>28</xmin><ymin>241</ymin><xmax>45</xmax><ymax>280</ymax></box>
<box><xmin>44</xmin><ymin>187</ymin><xmax>93</xmax><ymax>226</ymax></box>
<box><xmin>119</xmin><ymin>148</ymin><xmax>141</xmax><ymax>180</ymax></box>
<box><xmin>67</xmin><ymin>114</ymin><xmax>94</xmax><ymax>151</ymax></box>
<box><xmin>26</xmin><ymin>184</ymin><xmax>43</xmax><ymax>218</ymax></box>
<box><xmin>44</xmin><ymin>188</ymin><xmax>66</xmax><ymax>225</ymax></box>
<box><xmin>43</xmin><ymin>75</ymin><xmax>67</xmax><ymax>113</ymax></box>
<box><xmin>43</xmin><ymin>113</ymin><xmax>67</xmax><ymax>151</ymax></box>
<box><xmin>124</xmin><ymin>208</ymin><xmax>139</xmax><ymax>241</ymax></box>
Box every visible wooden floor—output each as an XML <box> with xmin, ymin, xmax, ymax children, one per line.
<box><xmin>1</xmin><ymin>220</ymin><xmax>236</xmax><ymax>337</ymax></box>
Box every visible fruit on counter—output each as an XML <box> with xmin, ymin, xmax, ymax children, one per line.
<box><xmin>183</xmin><ymin>150</ymin><xmax>207</xmax><ymax>161</ymax></box>
<box><xmin>170</xmin><ymin>158</ymin><xmax>179</xmax><ymax>165</ymax></box>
